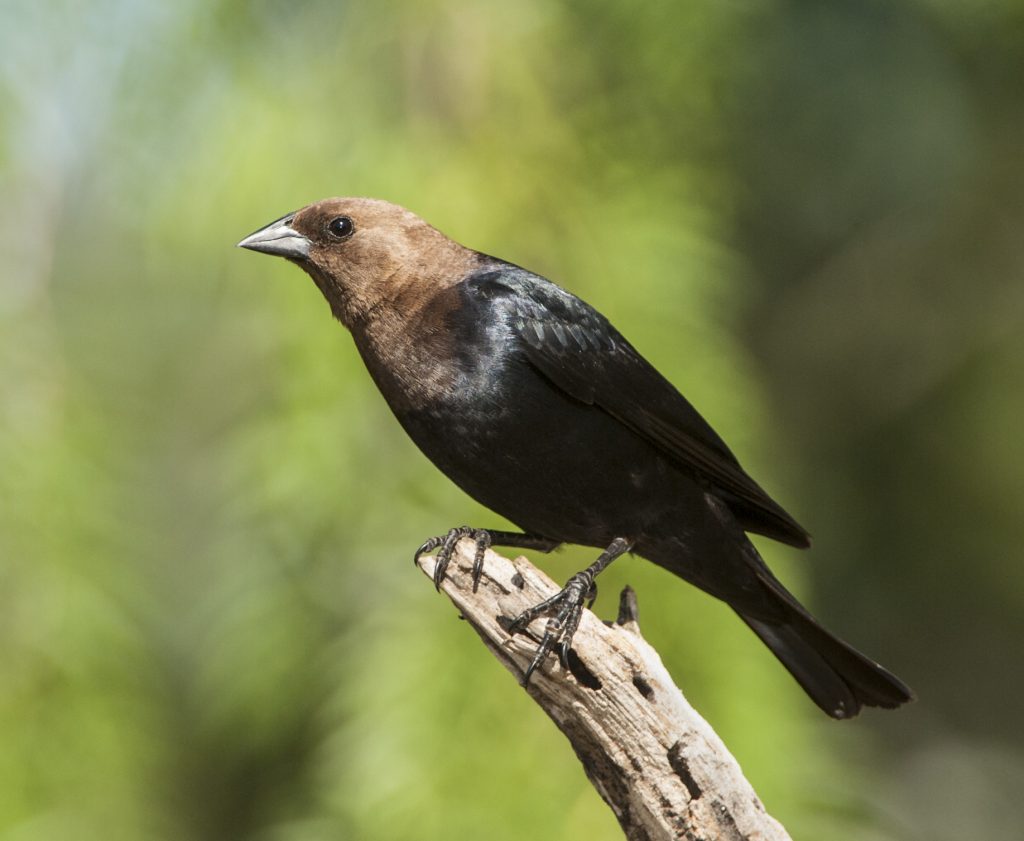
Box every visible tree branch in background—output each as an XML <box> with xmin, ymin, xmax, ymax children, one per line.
<box><xmin>416</xmin><ymin>544</ymin><xmax>792</xmax><ymax>841</ymax></box>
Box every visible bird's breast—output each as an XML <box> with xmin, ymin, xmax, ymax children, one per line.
<box><xmin>350</xmin><ymin>283</ymin><xmax>688</xmax><ymax>544</ymax></box>
<box><xmin>393</xmin><ymin>357</ymin><xmax>682</xmax><ymax>545</ymax></box>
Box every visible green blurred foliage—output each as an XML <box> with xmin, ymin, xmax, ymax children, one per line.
<box><xmin>2</xmin><ymin>1</ymin><xmax>1022</xmax><ymax>839</ymax></box>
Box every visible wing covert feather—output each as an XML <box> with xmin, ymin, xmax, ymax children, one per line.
<box><xmin>468</xmin><ymin>267</ymin><xmax>810</xmax><ymax>547</ymax></box>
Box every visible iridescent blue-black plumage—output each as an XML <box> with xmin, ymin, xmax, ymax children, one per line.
<box><xmin>239</xmin><ymin>197</ymin><xmax>913</xmax><ymax>718</ymax></box>
<box><xmin>458</xmin><ymin>264</ymin><xmax>810</xmax><ymax>546</ymax></box>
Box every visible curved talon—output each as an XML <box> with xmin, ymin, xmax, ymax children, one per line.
<box><xmin>558</xmin><ymin>640</ymin><xmax>572</xmax><ymax>670</ymax></box>
<box><xmin>415</xmin><ymin>528</ymin><xmax>564</xmax><ymax>594</ymax></box>
<box><xmin>523</xmin><ymin>636</ymin><xmax>554</xmax><ymax>685</ymax></box>
<box><xmin>559</xmin><ymin>600</ymin><xmax>586</xmax><ymax>667</ymax></box>
<box><xmin>504</xmin><ymin>537</ymin><xmax>633</xmax><ymax>685</ymax></box>
<box><xmin>414</xmin><ymin>526</ymin><xmax>495</xmax><ymax>591</ymax></box>
<box><xmin>469</xmin><ymin>529</ymin><xmax>491</xmax><ymax>593</ymax></box>
<box><xmin>432</xmin><ymin>557</ymin><xmax>448</xmax><ymax>590</ymax></box>
<box><xmin>434</xmin><ymin>527</ymin><xmax>464</xmax><ymax>590</ymax></box>
<box><xmin>508</xmin><ymin>570</ymin><xmax>594</xmax><ymax>686</ymax></box>
<box><xmin>413</xmin><ymin>536</ymin><xmax>443</xmax><ymax>564</ymax></box>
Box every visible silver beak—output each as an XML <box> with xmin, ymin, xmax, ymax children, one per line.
<box><xmin>237</xmin><ymin>211</ymin><xmax>311</xmax><ymax>260</ymax></box>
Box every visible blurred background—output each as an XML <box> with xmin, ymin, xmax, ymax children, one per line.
<box><xmin>2</xmin><ymin>0</ymin><xmax>1022</xmax><ymax>838</ymax></box>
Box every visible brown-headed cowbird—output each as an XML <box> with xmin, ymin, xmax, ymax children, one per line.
<box><xmin>238</xmin><ymin>198</ymin><xmax>913</xmax><ymax>718</ymax></box>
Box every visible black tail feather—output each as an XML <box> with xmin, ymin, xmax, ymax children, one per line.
<box><xmin>739</xmin><ymin>606</ymin><xmax>914</xmax><ymax>719</ymax></box>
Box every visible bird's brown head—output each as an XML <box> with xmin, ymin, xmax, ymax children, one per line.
<box><xmin>238</xmin><ymin>197</ymin><xmax>474</xmax><ymax>326</ymax></box>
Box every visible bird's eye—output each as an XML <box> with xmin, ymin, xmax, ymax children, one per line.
<box><xmin>327</xmin><ymin>216</ymin><xmax>354</xmax><ymax>239</ymax></box>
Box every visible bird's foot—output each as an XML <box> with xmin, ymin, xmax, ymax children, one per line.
<box><xmin>414</xmin><ymin>526</ymin><xmax>492</xmax><ymax>592</ymax></box>
<box><xmin>506</xmin><ymin>569</ymin><xmax>598</xmax><ymax>685</ymax></box>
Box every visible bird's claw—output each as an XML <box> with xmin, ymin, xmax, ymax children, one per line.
<box><xmin>413</xmin><ymin>526</ymin><xmax>492</xmax><ymax>592</ymax></box>
<box><xmin>507</xmin><ymin>570</ymin><xmax>596</xmax><ymax>685</ymax></box>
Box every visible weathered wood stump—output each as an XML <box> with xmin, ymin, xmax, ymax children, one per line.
<box><xmin>416</xmin><ymin>542</ymin><xmax>792</xmax><ymax>841</ymax></box>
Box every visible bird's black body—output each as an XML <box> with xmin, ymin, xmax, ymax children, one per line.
<box><xmin>394</xmin><ymin>264</ymin><xmax>770</xmax><ymax>563</ymax></box>
<box><xmin>395</xmin><ymin>266</ymin><xmax>680</xmax><ymax>549</ymax></box>
<box><xmin>238</xmin><ymin>197</ymin><xmax>914</xmax><ymax>719</ymax></box>
<box><xmin>362</xmin><ymin>261</ymin><xmax>910</xmax><ymax>717</ymax></box>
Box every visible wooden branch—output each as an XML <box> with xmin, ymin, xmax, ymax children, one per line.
<box><xmin>416</xmin><ymin>543</ymin><xmax>792</xmax><ymax>841</ymax></box>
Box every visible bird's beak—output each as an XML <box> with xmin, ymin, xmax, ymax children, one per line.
<box><xmin>237</xmin><ymin>212</ymin><xmax>311</xmax><ymax>260</ymax></box>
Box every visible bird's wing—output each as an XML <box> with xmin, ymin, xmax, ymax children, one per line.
<box><xmin>468</xmin><ymin>267</ymin><xmax>810</xmax><ymax>548</ymax></box>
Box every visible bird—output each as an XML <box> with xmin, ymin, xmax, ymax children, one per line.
<box><xmin>238</xmin><ymin>197</ymin><xmax>913</xmax><ymax>718</ymax></box>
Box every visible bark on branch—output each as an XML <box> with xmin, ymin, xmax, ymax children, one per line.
<box><xmin>416</xmin><ymin>543</ymin><xmax>792</xmax><ymax>841</ymax></box>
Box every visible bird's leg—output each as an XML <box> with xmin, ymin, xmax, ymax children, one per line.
<box><xmin>414</xmin><ymin>527</ymin><xmax>561</xmax><ymax>592</ymax></box>
<box><xmin>507</xmin><ymin>537</ymin><xmax>633</xmax><ymax>686</ymax></box>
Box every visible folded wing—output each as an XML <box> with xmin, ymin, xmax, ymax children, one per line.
<box><xmin>468</xmin><ymin>267</ymin><xmax>811</xmax><ymax>548</ymax></box>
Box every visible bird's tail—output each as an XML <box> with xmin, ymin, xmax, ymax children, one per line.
<box><xmin>736</xmin><ymin>579</ymin><xmax>914</xmax><ymax>719</ymax></box>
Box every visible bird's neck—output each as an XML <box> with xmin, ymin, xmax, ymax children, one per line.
<box><xmin>309</xmin><ymin>241</ymin><xmax>486</xmax><ymax>409</ymax></box>
<box><xmin>341</xmin><ymin>275</ymin><xmax>461</xmax><ymax>411</ymax></box>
